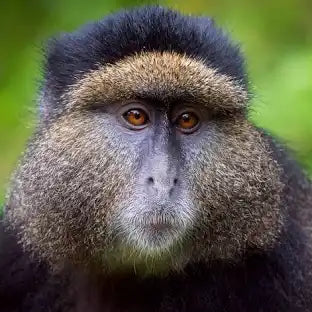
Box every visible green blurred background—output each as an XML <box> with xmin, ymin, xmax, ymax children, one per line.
<box><xmin>1</xmin><ymin>0</ymin><xmax>312</xmax><ymax>209</ymax></box>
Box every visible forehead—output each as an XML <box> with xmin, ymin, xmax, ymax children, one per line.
<box><xmin>63</xmin><ymin>51</ymin><xmax>248</xmax><ymax>113</ymax></box>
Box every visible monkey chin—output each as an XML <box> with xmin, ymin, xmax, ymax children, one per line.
<box><xmin>103</xmin><ymin>221</ymin><xmax>190</xmax><ymax>276</ymax></box>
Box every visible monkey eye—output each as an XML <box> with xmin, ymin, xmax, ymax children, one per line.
<box><xmin>123</xmin><ymin>108</ymin><xmax>149</xmax><ymax>129</ymax></box>
<box><xmin>176</xmin><ymin>112</ymin><xmax>199</xmax><ymax>133</ymax></box>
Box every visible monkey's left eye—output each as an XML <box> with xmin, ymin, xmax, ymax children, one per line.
<box><xmin>123</xmin><ymin>109</ymin><xmax>149</xmax><ymax>128</ymax></box>
<box><xmin>175</xmin><ymin>112</ymin><xmax>199</xmax><ymax>133</ymax></box>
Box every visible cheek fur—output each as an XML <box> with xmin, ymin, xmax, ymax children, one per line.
<box><xmin>6</xmin><ymin>115</ymin><xmax>136</xmax><ymax>268</ymax></box>
<box><xmin>189</xmin><ymin>121</ymin><xmax>284</xmax><ymax>261</ymax></box>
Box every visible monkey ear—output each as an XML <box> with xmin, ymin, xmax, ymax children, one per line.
<box><xmin>43</xmin><ymin>35</ymin><xmax>77</xmax><ymax>97</ymax></box>
<box><xmin>38</xmin><ymin>86</ymin><xmax>54</xmax><ymax>122</ymax></box>
<box><xmin>38</xmin><ymin>37</ymin><xmax>64</xmax><ymax>121</ymax></box>
<box><xmin>40</xmin><ymin>31</ymin><xmax>102</xmax><ymax>113</ymax></box>
<box><xmin>39</xmin><ymin>35</ymin><xmax>81</xmax><ymax>121</ymax></box>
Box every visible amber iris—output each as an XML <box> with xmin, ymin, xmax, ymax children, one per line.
<box><xmin>177</xmin><ymin>112</ymin><xmax>199</xmax><ymax>130</ymax></box>
<box><xmin>123</xmin><ymin>109</ymin><xmax>148</xmax><ymax>127</ymax></box>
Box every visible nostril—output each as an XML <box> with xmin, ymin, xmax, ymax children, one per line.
<box><xmin>169</xmin><ymin>187</ymin><xmax>174</xmax><ymax>197</ymax></box>
<box><xmin>173</xmin><ymin>178</ymin><xmax>178</xmax><ymax>185</ymax></box>
<box><xmin>147</xmin><ymin>177</ymin><xmax>154</xmax><ymax>185</ymax></box>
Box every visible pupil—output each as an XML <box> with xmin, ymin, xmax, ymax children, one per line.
<box><xmin>134</xmin><ymin>111</ymin><xmax>141</xmax><ymax>119</ymax></box>
<box><xmin>182</xmin><ymin>114</ymin><xmax>190</xmax><ymax>122</ymax></box>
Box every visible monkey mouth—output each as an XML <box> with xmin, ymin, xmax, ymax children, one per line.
<box><xmin>142</xmin><ymin>222</ymin><xmax>176</xmax><ymax>237</ymax></box>
<box><xmin>138</xmin><ymin>220</ymin><xmax>182</xmax><ymax>248</ymax></box>
<box><xmin>121</xmin><ymin>217</ymin><xmax>181</xmax><ymax>252</ymax></box>
<box><xmin>138</xmin><ymin>212</ymin><xmax>180</xmax><ymax>236</ymax></box>
<box><xmin>145</xmin><ymin>221</ymin><xmax>172</xmax><ymax>231</ymax></box>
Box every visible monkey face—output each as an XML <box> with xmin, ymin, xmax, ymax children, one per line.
<box><xmin>6</xmin><ymin>52</ymin><xmax>284</xmax><ymax>275</ymax></box>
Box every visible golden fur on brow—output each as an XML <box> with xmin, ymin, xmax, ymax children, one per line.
<box><xmin>63</xmin><ymin>51</ymin><xmax>248</xmax><ymax>112</ymax></box>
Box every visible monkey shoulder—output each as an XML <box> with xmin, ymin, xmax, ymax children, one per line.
<box><xmin>0</xmin><ymin>220</ymin><xmax>73</xmax><ymax>312</ymax></box>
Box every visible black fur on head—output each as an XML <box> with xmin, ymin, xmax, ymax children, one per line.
<box><xmin>44</xmin><ymin>6</ymin><xmax>246</xmax><ymax>103</ymax></box>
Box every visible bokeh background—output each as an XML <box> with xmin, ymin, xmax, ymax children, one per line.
<box><xmin>1</xmin><ymin>0</ymin><xmax>312</xmax><ymax>209</ymax></box>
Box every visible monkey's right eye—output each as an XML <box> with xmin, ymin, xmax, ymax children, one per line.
<box><xmin>122</xmin><ymin>109</ymin><xmax>149</xmax><ymax>129</ymax></box>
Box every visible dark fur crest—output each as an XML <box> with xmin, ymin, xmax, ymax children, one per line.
<box><xmin>45</xmin><ymin>6</ymin><xmax>246</xmax><ymax>101</ymax></box>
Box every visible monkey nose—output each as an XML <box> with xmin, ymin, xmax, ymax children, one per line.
<box><xmin>146</xmin><ymin>176</ymin><xmax>178</xmax><ymax>199</ymax></box>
